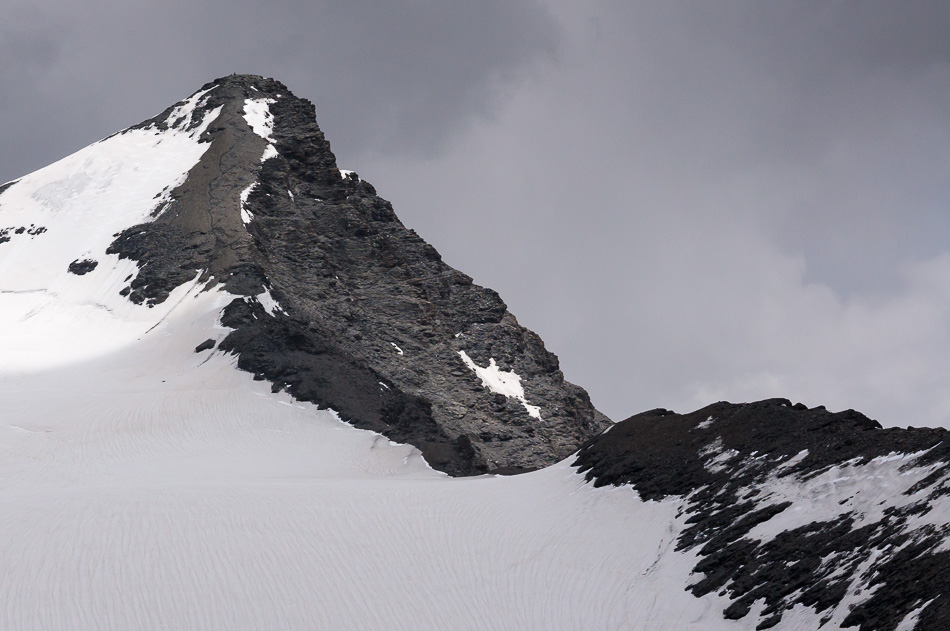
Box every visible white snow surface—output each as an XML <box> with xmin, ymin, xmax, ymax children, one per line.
<box><xmin>243</xmin><ymin>97</ymin><xmax>276</xmax><ymax>142</ymax></box>
<box><xmin>0</xmin><ymin>92</ymin><xmax>220</xmax><ymax>371</ymax></box>
<box><xmin>0</xmin><ymin>278</ymin><xmax>787</xmax><ymax>630</ymax></box>
<box><xmin>261</xmin><ymin>143</ymin><xmax>279</xmax><ymax>162</ymax></box>
<box><xmin>254</xmin><ymin>287</ymin><xmax>284</xmax><ymax>316</ymax></box>
<box><xmin>0</xmin><ymin>89</ymin><xmax>846</xmax><ymax>630</ymax></box>
<box><xmin>239</xmin><ymin>182</ymin><xmax>256</xmax><ymax>225</ymax></box>
<box><xmin>458</xmin><ymin>350</ymin><xmax>542</xmax><ymax>419</ymax></box>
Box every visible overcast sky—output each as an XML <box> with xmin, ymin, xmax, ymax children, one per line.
<box><xmin>3</xmin><ymin>1</ymin><xmax>950</xmax><ymax>427</ymax></box>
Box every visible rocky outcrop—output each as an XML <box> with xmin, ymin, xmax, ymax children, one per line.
<box><xmin>67</xmin><ymin>258</ymin><xmax>98</xmax><ymax>275</ymax></box>
<box><xmin>107</xmin><ymin>74</ymin><xmax>610</xmax><ymax>476</ymax></box>
<box><xmin>576</xmin><ymin>399</ymin><xmax>950</xmax><ymax>630</ymax></box>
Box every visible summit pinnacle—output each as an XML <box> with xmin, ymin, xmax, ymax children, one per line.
<box><xmin>103</xmin><ymin>74</ymin><xmax>610</xmax><ymax>475</ymax></box>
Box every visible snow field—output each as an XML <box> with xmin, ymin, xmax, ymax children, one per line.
<box><xmin>0</xmin><ymin>279</ymin><xmax>777</xmax><ymax>630</ymax></box>
<box><xmin>0</xmin><ymin>82</ymin><xmax>846</xmax><ymax>630</ymax></box>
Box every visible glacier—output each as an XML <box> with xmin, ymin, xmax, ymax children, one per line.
<box><xmin>1</xmin><ymin>74</ymin><xmax>947</xmax><ymax>631</ymax></box>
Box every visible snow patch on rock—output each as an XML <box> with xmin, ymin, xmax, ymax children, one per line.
<box><xmin>458</xmin><ymin>350</ymin><xmax>542</xmax><ymax>419</ymax></box>
<box><xmin>255</xmin><ymin>288</ymin><xmax>285</xmax><ymax>317</ymax></box>
<box><xmin>240</xmin><ymin>182</ymin><xmax>257</xmax><ymax>225</ymax></box>
<box><xmin>243</xmin><ymin>97</ymin><xmax>276</xmax><ymax>142</ymax></box>
<box><xmin>261</xmin><ymin>144</ymin><xmax>279</xmax><ymax>162</ymax></box>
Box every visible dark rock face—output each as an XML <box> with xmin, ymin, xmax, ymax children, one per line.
<box><xmin>575</xmin><ymin>399</ymin><xmax>950</xmax><ymax>630</ymax></box>
<box><xmin>194</xmin><ymin>339</ymin><xmax>216</xmax><ymax>353</ymax></box>
<box><xmin>107</xmin><ymin>74</ymin><xmax>610</xmax><ymax>476</ymax></box>
<box><xmin>67</xmin><ymin>259</ymin><xmax>99</xmax><ymax>275</ymax></box>
<box><xmin>0</xmin><ymin>180</ymin><xmax>17</xmax><ymax>198</ymax></box>
<box><xmin>0</xmin><ymin>224</ymin><xmax>46</xmax><ymax>245</ymax></box>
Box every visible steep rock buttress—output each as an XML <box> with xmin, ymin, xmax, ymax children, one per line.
<box><xmin>100</xmin><ymin>74</ymin><xmax>610</xmax><ymax>476</ymax></box>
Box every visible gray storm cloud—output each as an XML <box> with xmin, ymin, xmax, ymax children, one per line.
<box><xmin>2</xmin><ymin>0</ymin><xmax>949</xmax><ymax>427</ymax></box>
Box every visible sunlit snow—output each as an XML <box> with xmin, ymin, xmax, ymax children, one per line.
<box><xmin>0</xmin><ymin>276</ymin><xmax>765</xmax><ymax>630</ymax></box>
<box><xmin>0</xmin><ymin>93</ymin><xmax>220</xmax><ymax>370</ymax></box>
<box><xmin>243</xmin><ymin>97</ymin><xmax>276</xmax><ymax>142</ymax></box>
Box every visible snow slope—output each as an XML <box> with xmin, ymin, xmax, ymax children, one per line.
<box><xmin>0</xmin><ymin>87</ymin><xmax>218</xmax><ymax>371</ymax></box>
<box><xmin>0</xmin><ymin>276</ymin><xmax>779</xmax><ymax>630</ymax></box>
<box><xmin>1</xmin><ymin>77</ymin><xmax>916</xmax><ymax>630</ymax></box>
<box><xmin>0</xmin><ymin>91</ymin><xmax>769</xmax><ymax>631</ymax></box>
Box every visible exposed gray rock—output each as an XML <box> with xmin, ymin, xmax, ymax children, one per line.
<box><xmin>107</xmin><ymin>74</ymin><xmax>610</xmax><ymax>476</ymax></box>
<box><xmin>0</xmin><ymin>224</ymin><xmax>46</xmax><ymax>246</ymax></box>
<box><xmin>195</xmin><ymin>339</ymin><xmax>216</xmax><ymax>353</ymax></box>
<box><xmin>576</xmin><ymin>399</ymin><xmax>950</xmax><ymax>630</ymax></box>
<box><xmin>68</xmin><ymin>259</ymin><xmax>99</xmax><ymax>275</ymax></box>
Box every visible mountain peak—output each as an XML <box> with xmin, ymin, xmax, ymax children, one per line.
<box><xmin>1</xmin><ymin>75</ymin><xmax>609</xmax><ymax>475</ymax></box>
<box><xmin>3</xmin><ymin>75</ymin><xmax>950</xmax><ymax>629</ymax></box>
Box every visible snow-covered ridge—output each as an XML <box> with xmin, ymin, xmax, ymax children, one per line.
<box><xmin>690</xmin><ymin>439</ymin><xmax>950</xmax><ymax>629</ymax></box>
<box><xmin>0</xmin><ymin>88</ymin><xmax>221</xmax><ymax>370</ymax></box>
<box><xmin>167</xmin><ymin>87</ymin><xmax>216</xmax><ymax>132</ymax></box>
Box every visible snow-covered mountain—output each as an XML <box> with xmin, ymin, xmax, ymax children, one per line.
<box><xmin>1</xmin><ymin>74</ymin><xmax>947</xmax><ymax>630</ymax></box>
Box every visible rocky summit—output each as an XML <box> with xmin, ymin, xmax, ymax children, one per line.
<box><xmin>104</xmin><ymin>74</ymin><xmax>609</xmax><ymax>476</ymax></box>
<box><xmin>3</xmin><ymin>73</ymin><xmax>949</xmax><ymax>631</ymax></box>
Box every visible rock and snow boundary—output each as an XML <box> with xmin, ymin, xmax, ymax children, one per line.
<box><xmin>0</xmin><ymin>113</ymin><xmax>742</xmax><ymax>630</ymax></box>
<box><xmin>3</xmin><ymin>73</ymin><xmax>949</xmax><ymax>630</ymax></box>
<box><xmin>575</xmin><ymin>400</ymin><xmax>950</xmax><ymax>630</ymax></box>
<box><xmin>97</xmin><ymin>74</ymin><xmax>610</xmax><ymax>476</ymax></box>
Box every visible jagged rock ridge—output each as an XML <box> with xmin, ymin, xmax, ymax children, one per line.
<box><xmin>575</xmin><ymin>399</ymin><xmax>950</xmax><ymax>630</ymax></box>
<box><xmin>103</xmin><ymin>74</ymin><xmax>610</xmax><ymax>476</ymax></box>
